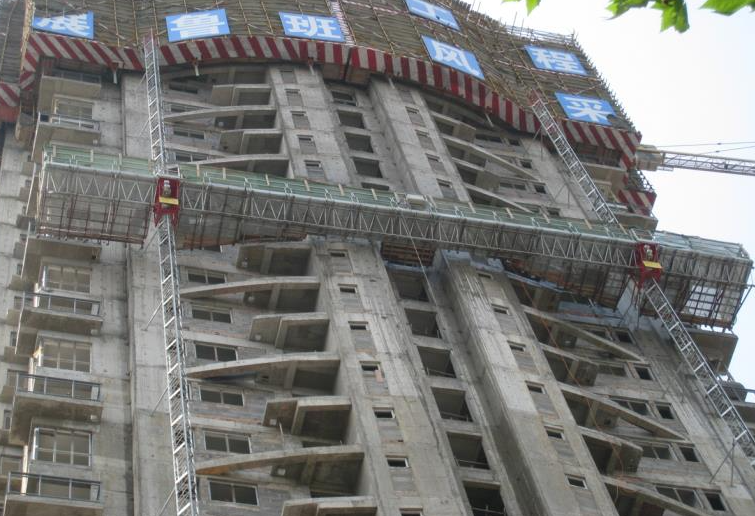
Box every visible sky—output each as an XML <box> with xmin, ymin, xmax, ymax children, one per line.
<box><xmin>469</xmin><ymin>0</ymin><xmax>755</xmax><ymax>388</ymax></box>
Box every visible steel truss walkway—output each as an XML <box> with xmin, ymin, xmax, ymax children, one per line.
<box><xmin>36</xmin><ymin>145</ymin><xmax>750</xmax><ymax>330</ymax></box>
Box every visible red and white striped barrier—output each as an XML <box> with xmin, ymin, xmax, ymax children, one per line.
<box><xmin>12</xmin><ymin>31</ymin><xmax>645</xmax><ymax>179</ymax></box>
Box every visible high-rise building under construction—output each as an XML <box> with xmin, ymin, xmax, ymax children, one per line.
<box><xmin>0</xmin><ymin>1</ymin><xmax>753</xmax><ymax>515</ymax></box>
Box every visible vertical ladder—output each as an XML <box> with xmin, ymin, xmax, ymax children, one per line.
<box><xmin>144</xmin><ymin>32</ymin><xmax>200</xmax><ymax>516</ymax></box>
<box><xmin>644</xmin><ymin>280</ymin><xmax>755</xmax><ymax>464</ymax></box>
<box><xmin>530</xmin><ymin>89</ymin><xmax>755</xmax><ymax>465</ymax></box>
<box><xmin>529</xmin><ymin>91</ymin><xmax>618</xmax><ymax>225</ymax></box>
<box><xmin>145</xmin><ymin>32</ymin><xmax>169</xmax><ymax>176</ymax></box>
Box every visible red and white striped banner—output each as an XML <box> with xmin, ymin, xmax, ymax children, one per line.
<box><xmin>617</xmin><ymin>188</ymin><xmax>657</xmax><ymax>216</ymax></box>
<box><xmin>13</xmin><ymin>31</ymin><xmax>645</xmax><ymax>177</ymax></box>
<box><xmin>0</xmin><ymin>82</ymin><xmax>19</xmax><ymax>106</ymax></box>
<box><xmin>351</xmin><ymin>47</ymin><xmax>538</xmax><ymax>134</ymax></box>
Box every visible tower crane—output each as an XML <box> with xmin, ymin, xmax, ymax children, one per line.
<box><xmin>636</xmin><ymin>145</ymin><xmax>755</xmax><ymax>177</ymax></box>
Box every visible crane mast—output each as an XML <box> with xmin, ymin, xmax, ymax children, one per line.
<box><xmin>143</xmin><ymin>32</ymin><xmax>200</xmax><ymax>516</ymax></box>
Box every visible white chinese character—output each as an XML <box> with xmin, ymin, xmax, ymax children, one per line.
<box><xmin>529</xmin><ymin>47</ymin><xmax>584</xmax><ymax>74</ymax></box>
<box><xmin>35</xmin><ymin>14</ymin><xmax>91</xmax><ymax>37</ymax></box>
<box><xmin>428</xmin><ymin>39</ymin><xmax>481</xmax><ymax>77</ymax></box>
<box><xmin>409</xmin><ymin>0</ymin><xmax>456</xmax><ymax>28</ymax></box>
<box><xmin>170</xmin><ymin>13</ymin><xmax>223</xmax><ymax>39</ymax></box>
<box><xmin>562</xmin><ymin>96</ymin><xmax>613</xmax><ymax>124</ymax></box>
<box><xmin>284</xmin><ymin>14</ymin><xmax>340</xmax><ymax>39</ymax></box>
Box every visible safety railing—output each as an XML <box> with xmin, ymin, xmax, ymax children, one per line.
<box><xmin>6</xmin><ymin>472</ymin><xmax>101</xmax><ymax>502</ymax></box>
<box><xmin>15</xmin><ymin>373</ymin><xmax>101</xmax><ymax>401</ymax></box>
<box><xmin>38</xmin><ymin>113</ymin><xmax>100</xmax><ymax>131</ymax></box>
<box><xmin>20</xmin><ymin>292</ymin><xmax>100</xmax><ymax>317</ymax></box>
<box><xmin>42</xmin><ymin>145</ymin><xmax>750</xmax><ymax>260</ymax></box>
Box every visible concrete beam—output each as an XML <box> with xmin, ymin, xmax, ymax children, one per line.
<box><xmin>264</xmin><ymin>396</ymin><xmax>352</xmax><ymax>434</ymax></box>
<box><xmin>579</xmin><ymin>426</ymin><xmax>642</xmax><ymax>474</ymax></box>
<box><xmin>523</xmin><ymin>306</ymin><xmax>643</xmax><ymax>361</ymax></box>
<box><xmin>195</xmin><ymin>444</ymin><xmax>363</xmax><ymax>476</ymax></box>
<box><xmin>185</xmin><ymin>352</ymin><xmax>340</xmax><ymax>379</ymax></box>
<box><xmin>603</xmin><ymin>476</ymin><xmax>709</xmax><ymax>516</ymax></box>
<box><xmin>281</xmin><ymin>496</ymin><xmax>377</xmax><ymax>516</ymax></box>
<box><xmin>249</xmin><ymin>312</ymin><xmax>329</xmax><ymax>348</ymax></box>
<box><xmin>181</xmin><ymin>276</ymin><xmax>319</xmax><ymax>299</ymax></box>
<box><xmin>560</xmin><ymin>384</ymin><xmax>685</xmax><ymax>439</ymax></box>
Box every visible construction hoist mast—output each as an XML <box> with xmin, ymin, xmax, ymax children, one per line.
<box><xmin>529</xmin><ymin>90</ymin><xmax>755</xmax><ymax>465</ymax></box>
<box><xmin>144</xmin><ymin>32</ymin><xmax>200</xmax><ymax>516</ymax></box>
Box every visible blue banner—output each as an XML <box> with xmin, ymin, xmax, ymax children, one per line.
<box><xmin>556</xmin><ymin>92</ymin><xmax>615</xmax><ymax>125</ymax></box>
<box><xmin>279</xmin><ymin>12</ymin><xmax>345</xmax><ymax>42</ymax></box>
<box><xmin>422</xmin><ymin>36</ymin><xmax>483</xmax><ymax>79</ymax></box>
<box><xmin>406</xmin><ymin>0</ymin><xmax>459</xmax><ymax>30</ymax></box>
<box><xmin>166</xmin><ymin>9</ymin><xmax>230</xmax><ymax>42</ymax></box>
<box><xmin>32</xmin><ymin>12</ymin><xmax>94</xmax><ymax>39</ymax></box>
<box><xmin>525</xmin><ymin>46</ymin><xmax>587</xmax><ymax>75</ymax></box>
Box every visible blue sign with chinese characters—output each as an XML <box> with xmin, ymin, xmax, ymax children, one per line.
<box><xmin>32</xmin><ymin>11</ymin><xmax>94</xmax><ymax>39</ymax></box>
<box><xmin>166</xmin><ymin>9</ymin><xmax>230</xmax><ymax>42</ymax></box>
<box><xmin>279</xmin><ymin>12</ymin><xmax>345</xmax><ymax>42</ymax></box>
<box><xmin>555</xmin><ymin>92</ymin><xmax>615</xmax><ymax>125</ymax></box>
<box><xmin>406</xmin><ymin>0</ymin><xmax>459</xmax><ymax>30</ymax></box>
<box><xmin>525</xmin><ymin>46</ymin><xmax>587</xmax><ymax>75</ymax></box>
<box><xmin>422</xmin><ymin>36</ymin><xmax>483</xmax><ymax>79</ymax></box>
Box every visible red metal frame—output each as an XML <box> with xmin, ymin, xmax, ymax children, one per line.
<box><xmin>154</xmin><ymin>177</ymin><xmax>180</xmax><ymax>226</ymax></box>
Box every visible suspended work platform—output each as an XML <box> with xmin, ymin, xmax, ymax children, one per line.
<box><xmin>36</xmin><ymin>145</ymin><xmax>751</xmax><ymax>329</ymax></box>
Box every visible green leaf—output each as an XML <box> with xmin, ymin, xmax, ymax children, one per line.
<box><xmin>702</xmin><ymin>0</ymin><xmax>754</xmax><ymax>15</ymax></box>
<box><xmin>607</xmin><ymin>0</ymin><xmax>651</xmax><ymax>17</ymax></box>
<box><xmin>526</xmin><ymin>0</ymin><xmax>542</xmax><ymax>13</ymax></box>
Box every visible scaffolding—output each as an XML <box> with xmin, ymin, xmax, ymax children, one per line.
<box><xmin>20</xmin><ymin>0</ymin><xmax>632</xmax><ymax>129</ymax></box>
<box><xmin>36</xmin><ymin>144</ymin><xmax>750</xmax><ymax>330</ymax></box>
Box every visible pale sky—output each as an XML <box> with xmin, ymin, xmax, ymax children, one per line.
<box><xmin>471</xmin><ymin>0</ymin><xmax>755</xmax><ymax>388</ymax></box>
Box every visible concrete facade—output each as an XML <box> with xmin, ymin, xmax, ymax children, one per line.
<box><xmin>0</xmin><ymin>58</ymin><xmax>753</xmax><ymax>516</ymax></box>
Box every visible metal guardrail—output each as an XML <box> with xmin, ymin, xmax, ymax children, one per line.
<box><xmin>47</xmin><ymin>69</ymin><xmax>101</xmax><ymax>85</ymax></box>
<box><xmin>15</xmin><ymin>373</ymin><xmax>101</xmax><ymax>401</ymax></box>
<box><xmin>38</xmin><ymin>113</ymin><xmax>99</xmax><ymax>131</ymax></box>
<box><xmin>6</xmin><ymin>472</ymin><xmax>101</xmax><ymax>502</ymax></box>
<box><xmin>20</xmin><ymin>291</ymin><xmax>100</xmax><ymax>316</ymax></box>
<box><xmin>42</xmin><ymin>144</ymin><xmax>750</xmax><ymax>260</ymax></box>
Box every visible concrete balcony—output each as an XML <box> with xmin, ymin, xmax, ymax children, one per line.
<box><xmin>249</xmin><ymin>312</ymin><xmax>329</xmax><ymax>351</ymax></box>
<box><xmin>186</xmin><ymin>352</ymin><xmax>340</xmax><ymax>392</ymax></box>
<box><xmin>165</xmin><ymin>105</ymin><xmax>277</xmax><ymax>129</ymax></box>
<box><xmin>218</xmin><ymin>128</ymin><xmax>282</xmax><ymax>155</ymax></box>
<box><xmin>614</xmin><ymin>208</ymin><xmax>658</xmax><ymax>232</ymax></box>
<box><xmin>523</xmin><ymin>306</ymin><xmax>643</xmax><ymax>361</ymax></box>
<box><xmin>32</xmin><ymin>114</ymin><xmax>100</xmax><ymax>160</ymax></box>
<box><xmin>0</xmin><ymin>370</ymin><xmax>20</xmax><ymax>402</ymax></box>
<box><xmin>282</xmin><ymin>496</ymin><xmax>377</xmax><ymax>516</ymax></box>
<box><xmin>4</xmin><ymin>472</ymin><xmax>102</xmax><ymax>516</ymax></box>
<box><xmin>603</xmin><ymin>476</ymin><xmax>709</xmax><ymax>516</ymax></box>
<box><xmin>191</xmin><ymin>154</ymin><xmax>289</xmax><ymax>175</ymax></box>
<box><xmin>688</xmin><ymin>327</ymin><xmax>738</xmax><ymax>373</ymax></box>
<box><xmin>11</xmin><ymin>292</ymin><xmax>102</xmax><ymax>338</ymax></box>
<box><xmin>579</xmin><ymin>426</ymin><xmax>641</xmax><ymax>474</ymax></box>
<box><xmin>236</xmin><ymin>243</ymin><xmax>312</xmax><ymax>274</ymax></box>
<box><xmin>210</xmin><ymin>84</ymin><xmax>272</xmax><ymax>106</ymax></box>
<box><xmin>37</xmin><ymin>70</ymin><xmax>101</xmax><ymax>112</ymax></box>
<box><xmin>182</xmin><ymin>276</ymin><xmax>319</xmax><ymax>312</ymax></box>
<box><xmin>540</xmin><ymin>344</ymin><xmax>598</xmax><ymax>386</ymax></box>
<box><xmin>263</xmin><ymin>396</ymin><xmax>351</xmax><ymax>441</ymax></box>
<box><xmin>11</xmin><ymin>237</ymin><xmax>100</xmax><ymax>293</ymax></box>
<box><xmin>10</xmin><ymin>373</ymin><xmax>102</xmax><ymax>442</ymax></box>
<box><xmin>196</xmin><ymin>444</ymin><xmax>363</xmax><ymax>492</ymax></box>
<box><xmin>560</xmin><ymin>384</ymin><xmax>684</xmax><ymax>439</ymax></box>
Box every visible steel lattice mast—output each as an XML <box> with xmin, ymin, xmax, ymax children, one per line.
<box><xmin>529</xmin><ymin>90</ymin><xmax>755</xmax><ymax>466</ymax></box>
<box><xmin>143</xmin><ymin>32</ymin><xmax>200</xmax><ymax>516</ymax></box>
